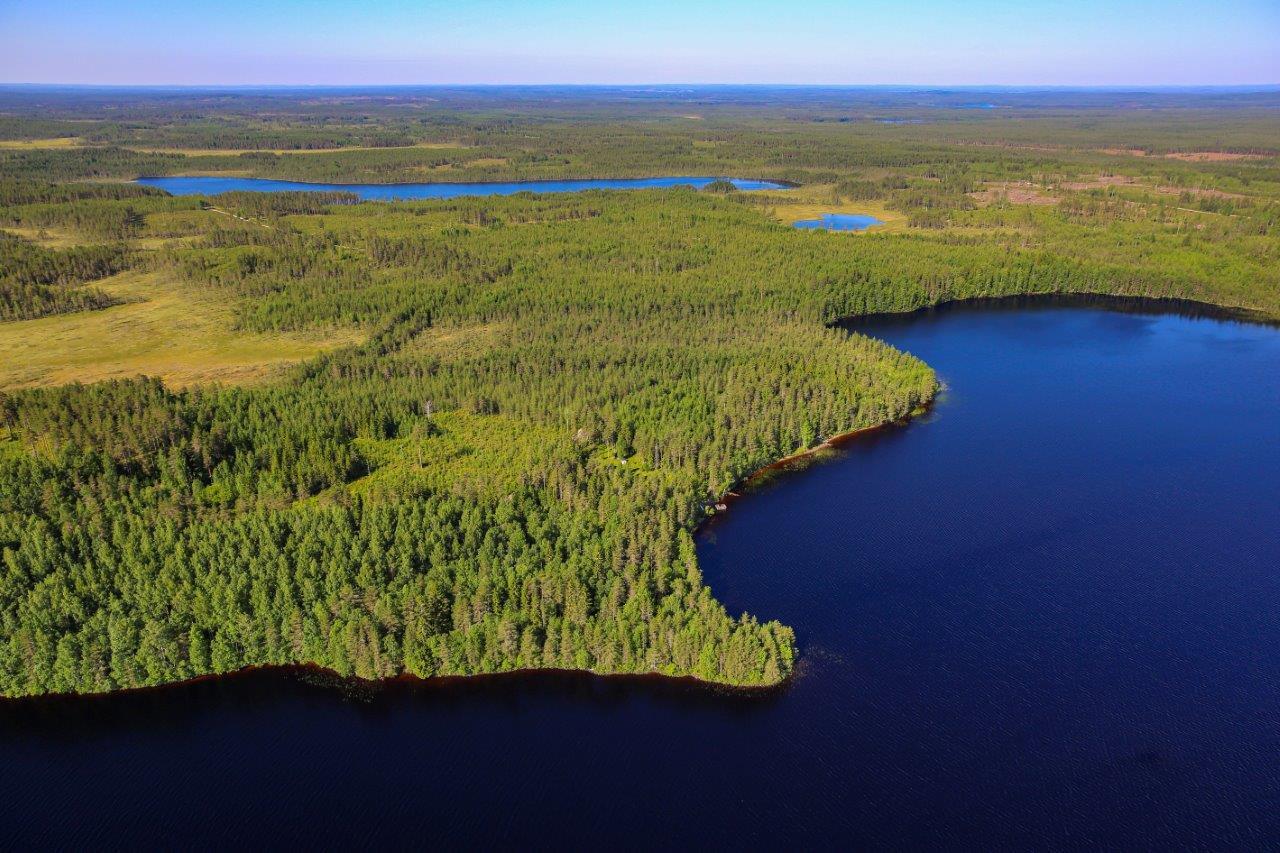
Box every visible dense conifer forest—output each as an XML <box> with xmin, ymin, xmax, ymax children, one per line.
<box><xmin>0</xmin><ymin>88</ymin><xmax>1276</xmax><ymax>696</ymax></box>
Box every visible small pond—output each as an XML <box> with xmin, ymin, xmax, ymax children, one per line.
<box><xmin>793</xmin><ymin>212</ymin><xmax>882</xmax><ymax>231</ymax></box>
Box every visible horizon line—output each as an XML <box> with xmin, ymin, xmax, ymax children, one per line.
<box><xmin>2</xmin><ymin>82</ymin><xmax>1279</xmax><ymax>91</ymax></box>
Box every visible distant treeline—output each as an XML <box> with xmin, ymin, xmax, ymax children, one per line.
<box><xmin>3</xmin><ymin>110</ymin><xmax>1276</xmax><ymax>190</ymax></box>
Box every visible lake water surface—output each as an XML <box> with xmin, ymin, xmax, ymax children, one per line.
<box><xmin>793</xmin><ymin>212</ymin><xmax>882</xmax><ymax>231</ymax></box>
<box><xmin>3</xmin><ymin>299</ymin><xmax>1278</xmax><ymax>848</ymax></box>
<box><xmin>136</xmin><ymin>175</ymin><xmax>785</xmax><ymax>199</ymax></box>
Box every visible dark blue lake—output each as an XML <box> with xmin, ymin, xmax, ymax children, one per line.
<box><xmin>794</xmin><ymin>212</ymin><xmax>883</xmax><ymax>231</ymax></box>
<box><xmin>3</xmin><ymin>299</ymin><xmax>1278</xmax><ymax>848</ymax></box>
<box><xmin>135</xmin><ymin>175</ymin><xmax>785</xmax><ymax>199</ymax></box>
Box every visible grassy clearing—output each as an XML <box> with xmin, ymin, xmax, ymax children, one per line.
<box><xmin>0</xmin><ymin>438</ymin><xmax>20</xmax><ymax>461</ymax></box>
<box><xmin>344</xmin><ymin>410</ymin><xmax>576</xmax><ymax>501</ymax></box>
<box><xmin>403</xmin><ymin>321</ymin><xmax>511</xmax><ymax>361</ymax></box>
<box><xmin>0</xmin><ymin>270</ymin><xmax>362</xmax><ymax>389</ymax></box>
<box><xmin>763</xmin><ymin>185</ymin><xmax>909</xmax><ymax>233</ymax></box>
<box><xmin>0</xmin><ymin>225</ymin><xmax>90</xmax><ymax>247</ymax></box>
<box><xmin>0</xmin><ymin>137</ymin><xmax>81</xmax><ymax>149</ymax></box>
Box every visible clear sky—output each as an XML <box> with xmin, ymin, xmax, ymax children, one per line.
<box><xmin>2</xmin><ymin>0</ymin><xmax>1277</xmax><ymax>86</ymax></box>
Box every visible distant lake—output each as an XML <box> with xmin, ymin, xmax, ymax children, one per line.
<box><xmin>3</xmin><ymin>298</ymin><xmax>1278</xmax><ymax>847</ymax></box>
<box><xmin>135</xmin><ymin>175</ymin><xmax>787</xmax><ymax>200</ymax></box>
<box><xmin>793</xmin><ymin>212</ymin><xmax>882</xmax><ymax>231</ymax></box>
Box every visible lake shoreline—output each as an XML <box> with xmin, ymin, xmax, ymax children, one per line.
<box><xmin>0</xmin><ymin>378</ymin><xmax>932</xmax><ymax>704</ymax></box>
<box><xmin>0</xmin><ymin>659</ymin><xmax>799</xmax><ymax>705</ymax></box>
<box><xmin>701</xmin><ymin>402</ymin><xmax>934</xmax><ymax>525</ymax></box>
<box><xmin>840</xmin><ymin>291</ymin><xmax>1279</xmax><ymax>328</ymax></box>
<box><xmin>134</xmin><ymin>174</ymin><xmax>793</xmax><ymax>195</ymax></box>
<box><xmin>8</xmin><ymin>292</ymin><xmax>1270</xmax><ymax>705</ymax></box>
<box><xmin>1</xmin><ymin>399</ymin><xmax>938</xmax><ymax>705</ymax></box>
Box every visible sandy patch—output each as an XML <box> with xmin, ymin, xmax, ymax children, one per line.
<box><xmin>968</xmin><ymin>181</ymin><xmax>1059</xmax><ymax>206</ymax></box>
<box><xmin>1059</xmin><ymin>175</ymin><xmax>1138</xmax><ymax>190</ymax></box>
<box><xmin>1156</xmin><ymin>186</ymin><xmax>1246</xmax><ymax>200</ymax></box>
<box><xmin>1163</xmin><ymin>151</ymin><xmax>1270</xmax><ymax>162</ymax></box>
<box><xmin>1057</xmin><ymin>175</ymin><xmax>1245</xmax><ymax>199</ymax></box>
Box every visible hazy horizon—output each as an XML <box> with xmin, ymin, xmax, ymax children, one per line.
<box><xmin>2</xmin><ymin>0</ymin><xmax>1276</xmax><ymax>87</ymax></box>
<box><xmin>2</xmin><ymin>83</ymin><xmax>1279</xmax><ymax>91</ymax></box>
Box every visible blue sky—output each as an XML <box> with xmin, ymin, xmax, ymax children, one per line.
<box><xmin>2</xmin><ymin>0</ymin><xmax>1277</xmax><ymax>85</ymax></box>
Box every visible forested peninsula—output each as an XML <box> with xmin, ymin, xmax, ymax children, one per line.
<box><xmin>0</xmin><ymin>88</ymin><xmax>1276</xmax><ymax>697</ymax></box>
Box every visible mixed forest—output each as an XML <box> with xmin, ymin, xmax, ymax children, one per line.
<box><xmin>0</xmin><ymin>87</ymin><xmax>1276</xmax><ymax>697</ymax></box>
